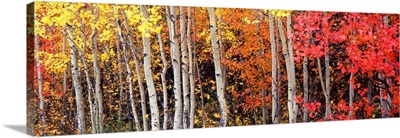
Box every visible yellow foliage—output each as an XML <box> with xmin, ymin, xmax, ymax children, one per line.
<box><xmin>213</xmin><ymin>113</ymin><xmax>221</xmax><ymax>118</ymax></box>
<box><xmin>205</xmin><ymin>93</ymin><xmax>210</xmax><ymax>100</ymax></box>
<box><xmin>37</xmin><ymin>52</ymin><xmax>70</xmax><ymax>74</ymax></box>
<box><xmin>264</xmin><ymin>9</ymin><xmax>292</xmax><ymax>18</ymax></box>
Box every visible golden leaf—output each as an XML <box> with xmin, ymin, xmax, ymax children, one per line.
<box><xmin>214</xmin><ymin>113</ymin><xmax>221</xmax><ymax>118</ymax></box>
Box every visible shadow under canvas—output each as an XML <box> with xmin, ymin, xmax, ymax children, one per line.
<box><xmin>4</xmin><ymin>125</ymin><xmax>27</xmax><ymax>134</ymax></box>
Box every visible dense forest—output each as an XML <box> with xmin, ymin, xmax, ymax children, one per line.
<box><xmin>26</xmin><ymin>2</ymin><xmax>399</xmax><ymax>136</ymax></box>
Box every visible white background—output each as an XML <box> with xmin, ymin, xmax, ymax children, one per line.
<box><xmin>0</xmin><ymin>0</ymin><xmax>399</xmax><ymax>137</ymax></box>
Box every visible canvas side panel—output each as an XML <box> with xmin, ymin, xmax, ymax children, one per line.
<box><xmin>26</xmin><ymin>2</ymin><xmax>37</xmax><ymax>136</ymax></box>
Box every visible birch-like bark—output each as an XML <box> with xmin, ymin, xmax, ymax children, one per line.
<box><xmin>277</xmin><ymin>15</ymin><xmax>297</xmax><ymax>123</ymax></box>
<box><xmin>157</xmin><ymin>30</ymin><xmax>169</xmax><ymax>130</ymax></box>
<box><xmin>120</xmin><ymin>9</ymin><xmax>148</xmax><ymax>131</ymax></box>
<box><xmin>115</xmin><ymin>17</ymin><xmax>141</xmax><ymax>131</ymax></box>
<box><xmin>179</xmin><ymin>6</ymin><xmax>190</xmax><ymax>129</ymax></box>
<box><xmin>78</xmin><ymin>20</ymin><xmax>97</xmax><ymax>133</ymax></box>
<box><xmin>140</xmin><ymin>5</ymin><xmax>161</xmax><ymax>130</ymax></box>
<box><xmin>208</xmin><ymin>7</ymin><xmax>228</xmax><ymax>127</ymax></box>
<box><xmin>270</xmin><ymin>14</ymin><xmax>280</xmax><ymax>124</ymax></box>
<box><xmin>66</xmin><ymin>27</ymin><xmax>86</xmax><ymax>134</ymax></box>
<box><xmin>276</xmin><ymin>19</ymin><xmax>282</xmax><ymax>124</ymax></box>
<box><xmin>286</xmin><ymin>14</ymin><xmax>298</xmax><ymax>122</ymax></box>
<box><xmin>187</xmin><ymin>7</ymin><xmax>196</xmax><ymax>129</ymax></box>
<box><xmin>316</xmin><ymin>57</ymin><xmax>332</xmax><ymax>120</ymax></box>
<box><xmin>217</xmin><ymin>14</ymin><xmax>227</xmax><ymax>95</ymax></box>
<box><xmin>166</xmin><ymin>6</ymin><xmax>183</xmax><ymax>129</ymax></box>
<box><xmin>349</xmin><ymin>72</ymin><xmax>354</xmax><ymax>119</ymax></box>
<box><xmin>324</xmin><ymin>48</ymin><xmax>332</xmax><ymax>120</ymax></box>
<box><xmin>302</xmin><ymin>43</ymin><xmax>309</xmax><ymax>122</ymax></box>
<box><xmin>302</xmin><ymin>12</ymin><xmax>310</xmax><ymax>122</ymax></box>
<box><xmin>323</xmin><ymin>12</ymin><xmax>332</xmax><ymax>120</ymax></box>
<box><xmin>90</xmin><ymin>29</ymin><xmax>104</xmax><ymax>133</ymax></box>
<box><xmin>349</xmin><ymin>28</ymin><xmax>355</xmax><ymax>119</ymax></box>
<box><xmin>35</xmin><ymin>34</ymin><xmax>47</xmax><ymax>135</ymax></box>
<box><xmin>116</xmin><ymin>34</ymin><xmax>124</xmax><ymax>122</ymax></box>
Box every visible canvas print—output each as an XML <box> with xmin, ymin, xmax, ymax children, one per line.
<box><xmin>27</xmin><ymin>1</ymin><xmax>399</xmax><ymax>136</ymax></box>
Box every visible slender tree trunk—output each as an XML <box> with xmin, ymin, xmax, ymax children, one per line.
<box><xmin>196</xmin><ymin>62</ymin><xmax>206</xmax><ymax>128</ymax></box>
<box><xmin>316</xmin><ymin>57</ymin><xmax>332</xmax><ymax>120</ymax></box>
<box><xmin>157</xmin><ymin>30</ymin><xmax>169</xmax><ymax>130</ymax></box>
<box><xmin>179</xmin><ymin>7</ymin><xmax>190</xmax><ymax>129</ymax></box>
<box><xmin>120</xmin><ymin>9</ymin><xmax>148</xmax><ymax>131</ymax></box>
<box><xmin>302</xmin><ymin>12</ymin><xmax>311</xmax><ymax>123</ymax></box>
<box><xmin>166</xmin><ymin>6</ymin><xmax>183</xmax><ymax>129</ymax></box>
<box><xmin>349</xmin><ymin>72</ymin><xmax>354</xmax><ymax>119</ymax></box>
<box><xmin>116</xmin><ymin>35</ymin><xmax>124</xmax><ymax>122</ymax></box>
<box><xmin>286</xmin><ymin>14</ymin><xmax>298</xmax><ymax>122</ymax></box>
<box><xmin>139</xmin><ymin>5</ymin><xmax>161</xmax><ymax>130</ymax></box>
<box><xmin>323</xmin><ymin>12</ymin><xmax>332</xmax><ymax>120</ymax></box>
<box><xmin>302</xmin><ymin>55</ymin><xmax>309</xmax><ymax>122</ymax></box>
<box><xmin>275</xmin><ymin>19</ymin><xmax>282</xmax><ymax>124</ymax></box>
<box><xmin>62</xmin><ymin>27</ymin><xmax>68</xmax><ymax>122</ymax></box>
<box><xmin>114</xmin><ymin>24</ymin><xmax>124</xmax><ymax>123</ymax></box>
<box><xmin>268</xmin><ymin>12</ymin><xmax>279</xmax><ymax>124</ymax></box>
<box><xmin>379</xmin><ymin>73</ymin><xmax>391</xmax><ymax>118</ymax></box>
<box><xmin>367</xmin><ymin>79</ymin><xmax>373</xmax><ymax>104</ymax></box>
<box><xmin>90</xmin><ymin>29</ymin><xmax>104</xmax><ymax>133</ymax></box>
<box><xmin>79</xmin><ymin>21</ymin><xmax>97</xmax><ymax>133</ymax></box>
<box><xmin>277</xmin><ymin>15</ymin><xmax>297</xmax><ymax>123</ymax></box>
<box><xmin>324</xmin><ymin>49</ymin><xmax>332</xmax><ymax>120</ymax></box>
<box><xmin>187</xmin><ymin>7</ymin><xmax>196</xmax><ymax>129</ymax></box>
<box><xmin>66</xmin><ymin>27</ymin><xmax>86</xmax><ymax>134</ymax></box>
<box><xmin>208</xmin><ymin>7</ymin><xmax>228</xmax><ymax>127</ymax></box>
<box><xmin>35</xmin><ymin>34</ymin><xmax>47</xmax><ymax>136</ymax></box>
<box><xmin>115</xmin><ymin>18</ymin><xmax>141</xmax><ymax>131</ymax></box>
<box><xmin>216</xmin><ymin>10</ymin><xmax>229</xmax><ymax>123</ymax></box>
<box><xmin>217</xmin><ymin>14</ymin><xmax>228</xmax><ymax>96</ymax></box>
<box><xmin>349</xmin><ymin>28</ymin><xmax>355</xmax><ymax>119</ymax></box>
<box><xmin>61</xmin><ymin>27</ymin><xmax>69</xmax><ymax>135</ymax></box>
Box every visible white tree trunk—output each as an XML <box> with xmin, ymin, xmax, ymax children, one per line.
<box><xmin>120</xmin><ymin>9</ymin><xmax>149</xmax><ymax>131</ymax></box>
<box><xmin>208</xmin><ymin>7</ymin><xmax>228</xmax><ymax>127</ymax></box>
<box><xmin>78</xmin><ymin>21</ymin><xmax>97</xmax><ymax>133</ymax></box>
<box><xmin>277</xmin><ymin>15</ymin><xmax>297</xmax><ymax>123</ymax></box>
<box><xmin>349</xmin><ymin>72</ymin><xmax>354</xmax><ymax>119</ymax></box>
<box><xmin>179</xmin><ymin>7</ymin><xmax>190</xmax><ymax>129</ymax></box>
<box><xmin>269</xmin><ymin>12</ymin><xmax>279</xmax><ymax>124</ymax></box>
<box><xmin>166</xmin><ymin>6</ymin><xmax>183</xmax><ymax>129</ymax></box>
<box><xmin>90</xmin><ymin>29</ymin><xmax>104</xmax><ymax>133</ymax></box>
<box><xmin>116</xmin><ymin>18</ymin><xmax>142</xmax><ymax>131</ymax></box>
<box><xmin>140</xmin><ymin>5</ymin><xmax>161</xmax><ymax>131</ymax></box>
<box><xmin>157</xmin><ymin>31</ymin><xmax>169</xmax><ymax>130</ymax></box>
<box><xmin>66</xmin><ymin>27</ymin><xmax>86</xmax><ymax>134</ymax></box>
<box><xmin>187</xmin><ymin>7</ymin><xmax>196</xmax><ymax>129</ymax></box>
<box><xmin>323</xmin><ymin>12</ymin><xmax>332</xmax><ymax>120</ymax></box>
<box><xmin>35</xmin><ymin>34</ymin><xmax>47</xmax><ymax>135</ymax></box>
<box><xmin>317</xmin><ymin>57</ymin><xmax>332</xmax><ymax>120</ymax></box>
